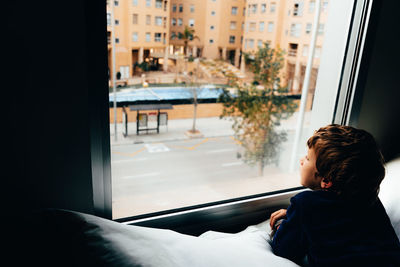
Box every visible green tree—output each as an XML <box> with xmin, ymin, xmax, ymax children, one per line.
<box><xmin>219</xmin><ymin>43</ymin><xmax>297</xmax><ymax>175</ymax></box>
<box><xmin>178</xmin><ymin>26</ymin><xmax>199</xmax><ymax>56</ymax></box>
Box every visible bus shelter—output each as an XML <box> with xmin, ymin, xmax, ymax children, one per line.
<box><xmin>128</xmin><ymin>103</ymin><xmax>173</xmax><ymax>135</ymax></box>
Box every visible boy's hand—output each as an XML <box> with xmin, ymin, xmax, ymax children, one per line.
<box><xmin>270</xmin><ymin>209</ymin><xmax>287</xmax><ymax>229</ymax></box>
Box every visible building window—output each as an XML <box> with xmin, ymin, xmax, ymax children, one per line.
<box><xmin>250</xmin><ymin>22</ymin><xmax>256</xmax><ymax>32</ymax></box>
<box><xmin>189</xmin><ymin>19</ymin><xmax>195</xmax><ymax>27</ymax></box>
<box><xmin>270</xmin><ymin>2</ymin><xmax>276</xmax><ymax>13</ymax></box>
<box><xmin>322</xmin><ymin>0</ymin><xmax>329</xmax><ymax>12</ymax></box>
<box><xmin>229</xmin><ymin>35</ymin><xmax>235</xmax><ymax>44</ymax></box>
<box><xmin>190</xmin><ymin>4</ymin><xmax>195</xmax><ymax>12</ymax></box>
<box><xmin>114</xmin><ymin>0</ymin><xmax>119</xmax><ymax>6</ymax></box>
<box><xmin>171</xmin><ymin>32</ymin><xmax>176</xmax><ymax>40</ymax></box>
<box><xmin>145</xmin><ymin>32</ymin><xmax>151</xmax><ymax>42</ymax></box>
<box><xmin>132</xmin><ymin>0</ymin><xmax>138</xmax><ymax>6</ymax></box>
<box><xmin>268</xmin><ymin>22</ymin><xmax>274</xmax><ymax>32</ymax></box>
<box><xmin>211</xmin><ymin>11</ymin><xmax>216</xmax><ymax>16</ymax></box>
<box><xmin>309</xmin><ymin>0</ymin><xmax>315</xmax><ymax>13</ymax></box>
<box><xmin>172</xmin><ymin>4</ymin><xmax>177</xmax><ymax>12</ymax></box>
<box><xmin>132</xmin><ymin>32</ymin><xmax>138</xmax><ymax>42</ymax></box>
<box><xmin>248</xmin><ymin>39</ymin><xmax>254</xmax><ymax>48</ymax></box>
<box><xmin>146</xmin><ymin>15</ymin><xmax>151</xmax><ymax>25</ymax></box>
<box><xmin>318</xmin><ymin>24</ymin><xmax>325</xmax><ymax>35</ymax></box>
<box><xmin>306</xmin><ymin>23</ymin><xmax>312</xmax><ymax>34</ymax></box>
<box><xmin>146</xmin><ymin>0</ymin><xmax>151</xmax><ymax>7</ymax></box>
<box><xmin>155</xmin><ymin>16</ymin><xmax>163</xmax><ymax>26</ymax></box>
<box><xmin>259</xmin><ymin>21</ymin><xmax>265</xmax><ymax>32</ymax></box>
<box><xmin>156</xmin><ymin>0</ymin><xmax>163</xmax><ymax>8</ymax></box>
<box><xmin>172</xmin><ymin>18</ymin><xmax>176</xmax><ymax>26</ymax></box>
<box><xmin>315</xmin><ymin>46</ymin><xmax>322</xmax><ymax>58</ymax></box>
<box><xmin>230</xmin><ymin>21</ymin><xmax>237</xmax><ymax>30</ymax></box>
<box><xmin>107</xmin><ymin>13</ymin><xmax>111</xmax><ymax>26</ymax></box>
<box><xmin>154</xmin><ymin>33</ymin><xmax>162</xmax><ymax>42</ymax></box>
<box><xmin>302</xmin><ymin>44</ymin><xmax>309</xmax><ymax>57</ymax></box>
<box><xmin>293</xmin><ymin>1</ymin><xmax>304</xmax><ymax>16</ymax></box>
<box><xmin>210</xmin><ymin>25</ymin><xmax>214</xmax><ymax>30</ymax></box>
<box><xmin>261</xmin><ymin>3</ymin><xmax>267</xmax><ymax>13</ymax></box>
<box><xmin>115</xmin><ymin>37</ymin><xmax>119</xmax><ymax>43</ymax></box>
<box><xmin>288</xmin><ymin>43</ymin><xmax>298</xmax><ymax>56</ymax></box>
<box><xmin>209</xmin><ymin>39</ymin><xmax>214</xmax><ymax>44</ymax></box>
<box><xmin>231</xmin><ymin>7</ymin><xmax>238</xmax><ymax>15</ymax></box>
<box><xmin>290</xmin><ymin>23</ymin><xmax>301</xmax><ymax>37</ymax></box>
<box><xmin>133</xmin><ymin>14</ymin><xmax>138</xmax><ymax>24</ymax></box>
<box><xmin>258</xmin><ymin>40</ymin><xmax>263</xmax><ymax>48</ymax></box>
<box><xmin>179</xmin><ymin>4</ymin><xmax>183</xmax><ymax>12</ymax></box>
<box><xmin>178</xmin><ymin>18</ymin><xmax>183</xmax><ymax>26</ymax></box>
<box><xmin>115</xmin><ymin>19</ymin><xmax>119</xmax><ymax>25</ymax></box>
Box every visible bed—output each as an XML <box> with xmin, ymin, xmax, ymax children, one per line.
<box><xmin>30</xmin><ymin>157</ymin><xmax>400</xmax><ymax>267</ymax></box>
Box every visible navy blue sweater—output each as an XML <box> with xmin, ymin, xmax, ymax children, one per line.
<box><xmin>271</xmin><ymin>190</ymin><xmax>400</xmax><ymax>266</ymax></box>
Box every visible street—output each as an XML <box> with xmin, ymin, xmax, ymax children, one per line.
<box><xmin>111</xmin><ymin>135</ymin><xmax>303</xmax><ymax>219</ymax></box>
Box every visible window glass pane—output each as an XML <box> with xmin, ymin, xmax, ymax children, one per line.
<box><xmin>107</xmin><ymin>0</ymin><xmax>356</xmax><ymax>219</ymax></box>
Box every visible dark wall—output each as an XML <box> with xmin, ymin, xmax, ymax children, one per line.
<box><xmin>3</xmin><ymin>0</ymin><xmax>108</xmax><ymax>217</ymax></box>
<box><xmin>350</xmin><ymin>1</ymin><xmax>400</xmax><ymax>163</ymax></box>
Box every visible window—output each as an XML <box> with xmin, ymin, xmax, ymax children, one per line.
<box><xmin>251</xmin><ymin>4</ymin><xmax>258</xmax><ymax>14</ymax></box>
<box><xmin>132</xmin><ymin>14</ymin><xmax>138</xmax><ymax>24</ymax></box>
<box><xmin>107</xmin><ymin>13</ymin><xmax>111</xmax><ymax>26</ymax></box>
<box><xmin>290</xmin><ymin>23</ymin><xmax>301</xmax><ymax>37</ymax></box>
<box><xmin>179</xmin><ymin>4</ymin><xmax>183</xmax><ymax>12</ymax></box>
<box><xmin>154</xmin><ymin>32</ymin><xmax>162</xmax><ymax>42</ymax></box>
<box><xmin>309</xmin><ymin>0</ymin><xmax>315</xmax><ymax>13</ymax></box>
<box><xmin>231</xmin><ymin>7</ymin><xmax>238</xmax><ymax>15</ymax></box>
<box><xmin>132</xmin><ymin>0</ymin><xmax>138</xmax><ymax>6</ymax></box>
<box><xmin>156</xmin><ymin>0</ymin><xmax>163</xmax><ymax>8</ymax></box>
<box><xmin>322</xmin><ymin>0</ymin><xmax>329</xmax><ymax>12</ymax></box>
<box><xmin>115</xmin><ymin>19</ymin><xmax>119</xmax><ymax>25</ymax></box>
<box><xmin>261</xmin><ymin>3</ymin><xmax>267</xmax><ymax>13</ymax></box>
<box><xmin>146</xmin><ymin>0</ymin><xmax>151</xmax><ymax>7</ymax></box>
<box><xmin>305</xmin><ymin>23</ymin><xmax>312</xmax><ymax>34</ymax></box>
<box><xmin>155</xmin><ymin>16</ymin><xmax>162</xmax><ymax>26</ymax></box>
<box><xmin>132</xmin><ymin>32</ymin><xmax>138</xmax><ymax>42</ymax></box>
<box><xmin>302</xmin><ymin>44</ymin><xmax>309</xmax><ymax>57</ymax></box>
<box><xmin>318</xmin><ymin>24</ymin><xmax>325</xmax><ymax>35</ymax></box>
<box><xmin>268</xmin><ymin>22</ymin><xmax>274</xmax><ymax>32</ymax></box>
<box><xmin>211</xmin><ymin>11</ymin><xmax>216</xmax><ymax>16</ymax></box>
<box><xmin>250</xmin><ymin>22</ymin><xmax>256</xmax><ymax>32</ymax></box>
<box><xmin>115</xmin><ymin>37</ymin><xmax>119</xmax><ymax>43</ymax></box>
<box><xmin>270</xmin><ymin>2</ymin><xmax>276</xmax><ymax>13</ymax></box>
<box><xmin>114</xmin><ymin>0</ymin><xmax>119</xmax><ymax>6</ymax></box>
<box><xmin>259</xmin><ymin>21</ymin><xmax>265</xmax><ymax>32</ymax></box>
<box><xmin>106</xmin><ymin>0</ymin><xmax>367</xmax><ymax>220</ymax></box>
<box><xmin>293</xmin><ymin>1</ymin><xmax>304</xmax><ymax>16</ymax></box>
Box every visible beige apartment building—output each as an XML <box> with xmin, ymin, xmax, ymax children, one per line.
<box><xmin>107</xmin><ymin>0</ymin><xmax>170</xmax><ymax>81</ymax></box>
<box><xmin>242</xmin><ymin>0</ymin><xmax>329</xmax><ymax>93</ymax></box>
<box><xmin>169</xmin><ymin>0</ymin><xmax>245</xmax><ymax>67</ymax></box>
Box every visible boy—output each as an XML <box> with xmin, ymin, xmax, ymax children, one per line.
<box><xmin>270</xmin><ymin>124</ymin><xmax>400</xmax><ymax>266</ymax></box>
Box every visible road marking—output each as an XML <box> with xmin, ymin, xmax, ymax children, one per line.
<box><xmin>112</xmin><ymin>147</ymin><xmax>146</xmax><ymax>157</ymax></box>
<box><xmin>145</xmin><ymin>143</ymin><xmax>170</xmax><ymax>153</ymax></box>
<box><xmin>230</xmin><ymin>136</ymin><xmax>242</xmax><ymax>145</ymax></box>
<box><xmin>206</xmin><ymin>148</ymin><xmax>236</xmax><ymax>154</ymax></box>
<box><xmin>122</xmin><ymin>172</ymin><xmax>160</xmax><ymax>179</ymax></box>
<box><xmin>112</xmin><ymin>158</ymin><xmax>148</xmax><ymax>164</ymax></box>
<box><xmin>222</xmin><ymin>162</ymin><xmax>243</xmax><ymax>167</ymax></box>
<box><xmin>172</xmin><ymin>138</ymin><xmax>213</xmax><ymax>151</ymax></box>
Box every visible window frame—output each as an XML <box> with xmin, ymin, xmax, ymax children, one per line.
<box><xmin>91</xmin><ymin>0</ymin><xmax>376</xmax><ymax>224</ymax></box>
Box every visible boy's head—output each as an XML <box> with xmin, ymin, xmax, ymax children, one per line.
<box><xmin>302</xmin><ymin>124</ymin><xmax>385</xmax><ymax>202</ymax></box>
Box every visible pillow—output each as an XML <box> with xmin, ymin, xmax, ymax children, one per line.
<box><xmin>379</xmin><ymin>157</ymin><xmax>400</xmax><ymax>239</ymax></box>
<box><xmin>31</xmin><ymin>209</ymin><xmax>298</xmax><ymax>267</ymax></box>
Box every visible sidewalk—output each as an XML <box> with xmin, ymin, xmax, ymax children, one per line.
<box><xmin>110</xmin><ymin>111</ymin><xmax>312</xmax><ymax>146</ymax></box>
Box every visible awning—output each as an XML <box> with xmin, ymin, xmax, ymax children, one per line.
<box><xmin>129</xmin><ymin>103</ymin><xmax>173</xmax><ymax>111</ymax></box>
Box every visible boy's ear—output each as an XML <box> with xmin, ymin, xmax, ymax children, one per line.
<box><xmin>321</xmin><ymin>178</ymin><xmax>332</xmax><ymax>189</ymax></box>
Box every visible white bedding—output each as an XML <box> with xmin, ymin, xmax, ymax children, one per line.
<box><xmin>46</xmin><ymin>157</ymin><xmax>400</xmax><ymax>267</ymax></box>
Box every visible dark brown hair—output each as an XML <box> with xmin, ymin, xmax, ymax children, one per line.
<box><xmin>307</xmin><ymin>124</ymin><xmax>385</xmax><ymax>202</ymax></box>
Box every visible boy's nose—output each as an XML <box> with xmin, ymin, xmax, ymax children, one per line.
<box><xmin>299</xmin><ymin>157</ymin><xmax>304</xmax><ymax>165</ymax></box>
